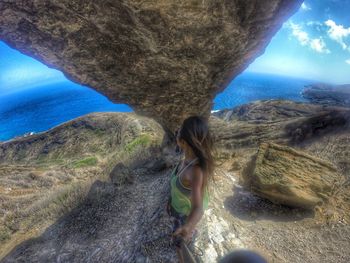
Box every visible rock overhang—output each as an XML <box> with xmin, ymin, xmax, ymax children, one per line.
<box><xmin>0</xmin><ymin>0</ymin><xmax>303</xmax><ymax>137</ymax></box>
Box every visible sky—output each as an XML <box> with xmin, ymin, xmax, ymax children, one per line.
<box><xmin>246</xmin><ymin>0</ymin><xmax>350</xmax><ymax>84</ymax></box>
<box><xmin>0</xmin><ymin>0</ymin><xmax>350</xmax><ymax>95</ymax></box>
<box><xmin>0</xmin><ymin>41</ymin><xmax>66</xmax><ymax>96</ymax></box>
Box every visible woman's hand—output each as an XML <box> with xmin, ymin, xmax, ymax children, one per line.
<box><xmin>173</xmin><ymin>224</ymin><xmax>194</xmax><ymax>243</ymax></box>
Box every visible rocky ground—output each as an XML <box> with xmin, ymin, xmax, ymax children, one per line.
<box><xmin>199</xmin><ymin>161</ymin><xmax>350</xmax><ymax>263</ymax></box>
<box><xmin>0</xmin><ymin>99</ymin><xmax>350</xmax><ymax>262</ymax></box>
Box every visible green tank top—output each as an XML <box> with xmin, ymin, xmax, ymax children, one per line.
<box><xmin>170</xmin><ymin>158</ymin><xmax>209</xmax><ymax>216</ymax></box>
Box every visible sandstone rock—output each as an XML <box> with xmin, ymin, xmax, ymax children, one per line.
<box><xmin>243</xmin><ymin>142</ymin><xmax>341</xmax><ymax>209</ymax></box>
<box><xmin>0</xmin><ymin>0</ymin><xmax>302</xmax><ymax>133</ymax></box>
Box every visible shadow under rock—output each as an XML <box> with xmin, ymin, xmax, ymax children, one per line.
<box><xmin>1</xmin><ymin>164</ymin><xmax>176</xmax><ymax>262</ymax></box>
<box><xmin>224</xmin><ymin>185</ymin><xmax>314</xmax><ymax>222</ymax></box>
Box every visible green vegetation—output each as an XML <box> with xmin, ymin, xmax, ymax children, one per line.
<box><xmin>0</xmin><ymin>227</ymin><xmax>11</xmax><ymax>242</ymax></box>
<box><xmin>72</xmin><ymin>156</ymin><xmax>98</xmax><ymax>168</ymax></box>
<box><xmin>36</xmin><ymin>153</ymin><xmax>66</xmax><ymax>166</ymax></box>
<box><xmin>124</xmin><ymin>134</ymin><xmax>152</xmax><ymax>153</ymax></box>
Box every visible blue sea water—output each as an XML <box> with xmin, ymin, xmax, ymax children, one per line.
<box><xmin>212</xmin><ymin>72</ymin><xmax>314</xmax><ymax>110</ymax></box>
<box><xmin>0</xmin><ymin>81</ymin><xmax>132</xmax><ymax>141</ymax></box>
<box><xmin>0</xmin><ymin>72</ymin><xmax>315</xmax><ymax>142</ymax></box>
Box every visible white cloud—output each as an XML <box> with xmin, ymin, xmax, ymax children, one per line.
<box><xmin>306</xmin><ymin>21</ymin><xmax>324</xmax><ymax>32</ymax></box>
<box><xmin>346</xmin><ymin>59</ymin><xmax>350</xmax><ymax>65</ymax></box>
<box><xmin>289</xmin><ymin>22</ymin><xmax>309</xmax><ymax>46</ymax></box>
<box><xmin>288</xmin><ymin>22</ymin><xmax>331</xmax><ymax>54</ymax></box>
<box><xmin>310</xmin><ymin>38</ymin><xmax>330</xmax><ymax>53</ymax></box>
<box><xmin>301</xmin><ymin>3</ymin><xmax>311</xmax><ymax>11</ymax></box>
<box><xmin>306</xmin><ymin>21</ymin><xmax>322</xmax><ymax>27</ymax></box>
<box><xmin>325</xmin><ymin>19</ymin><xmax>350</xmax><ymax>50</ymax></box>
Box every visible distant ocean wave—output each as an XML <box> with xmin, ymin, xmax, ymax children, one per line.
<box><xmin>0</xmin><ymin>72</ymin><xmax>315</xmax><ymax>142</ymax></box>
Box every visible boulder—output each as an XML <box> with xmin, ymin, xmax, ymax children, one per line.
<box><xmin>243</xmin><ymin>142</ymin><xmax>342</xmax><ymax>209</ymax></box>
<box><xmin>142</xmin><ymin>158</ymin><xmax>168</xmax><ymax>172</ymax></box>
<box><xmin>109</xmin><ymin>162</ymin><xmax>134</xmax><ymax>185</ymax></box>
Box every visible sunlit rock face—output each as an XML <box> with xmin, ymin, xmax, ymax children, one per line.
<box><xmin>0</xmin><ymin>0</ymin><xmax>302</xmax><ymax>134</ymax></box>
<box><xmin>242</xmin><ymin>142</ymin><xmax>342</xmax><ymax>209</ymax></box>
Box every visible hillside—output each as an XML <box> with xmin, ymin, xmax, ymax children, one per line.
<box><xmin>0</xmin><ymin>100</ymin><xmax>350</xmax><ymax>262</ymax></box>
<box><xmin>0</xmin><ymin>112</ymin><xmax>165</xmax><ymax>259</ymax></box>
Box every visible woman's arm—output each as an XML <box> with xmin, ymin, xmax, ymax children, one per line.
<box><xmin>185</xmin><ymin>165</ymin><xmax>205</xmax><ymax>229</ymax></box>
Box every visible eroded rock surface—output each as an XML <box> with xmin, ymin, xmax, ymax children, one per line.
<box><xmin>0</xmin><ymin>0</ymin><xmax>302</xmax><ymax>132</ymax></box>
<box><xmin>242</xmin><ymin>142</ymin><xmax>342</xmax><ymax>208</ymax></box>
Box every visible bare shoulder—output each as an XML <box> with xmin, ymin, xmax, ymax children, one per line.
<box><xmin>191</xmin><ymin>164</ymin><xmax>204</xmax><ymax>181</ymax></box>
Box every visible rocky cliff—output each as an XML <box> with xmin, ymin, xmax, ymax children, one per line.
<box><xmin>0</xmin><ymin>0</ymin><xmax>302</xmax><ymax>133</ymax></box>
<box><xmin>302</xmin><ymin>83</ymin><xmax>350</xmax><ymax>107</ymax></box>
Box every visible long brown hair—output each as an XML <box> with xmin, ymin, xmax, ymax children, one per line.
<box><xmin>177</xmin><ymin>115</ymin><xmax>216</xmax><ymax>190</ymax></box>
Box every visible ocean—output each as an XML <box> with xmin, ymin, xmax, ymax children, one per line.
<box><xmin>0</xmin><ymin>72</ymin><xmax>315</xmax><ymax>142</ymax></box>
<box><xmin>212</xmin><ymin>72</ymin><xmax>314</xmax><ymax>110</ymax></box>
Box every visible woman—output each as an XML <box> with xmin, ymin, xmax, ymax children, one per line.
<box><xmin>167</xmin><ymin>115</ymin><xmax>215</xmax><ymax>262</ymax></box>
